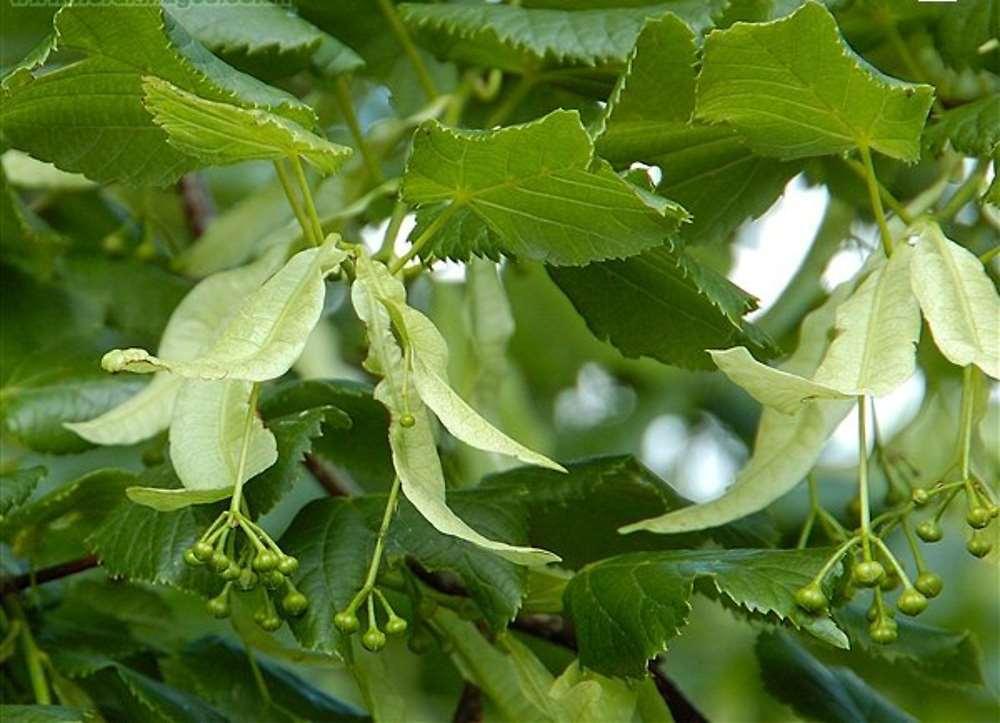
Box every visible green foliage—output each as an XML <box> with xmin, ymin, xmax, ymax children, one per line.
<box><xmin>0</xmin><ymin>1</ymin><xmax>995</xmax><ymax>720</ymax></box>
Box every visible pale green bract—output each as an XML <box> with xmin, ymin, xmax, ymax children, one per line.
<box><xmin>394</xmin><ymin>303</ymin><xmax>564</xmax><ymax>472</ymax></box>
<box><xmin>125</xmin><ymin>486</ymin><xmax>233</xmax><ymax>512</ymax></box>
<box><xmin>910</xmin><ymin>223</ymin><xmax>1000</xmax><ymax>379</ymax></box>
<box><xmin>351</xmin><ymin>254</ymin><xmax>558</xmax><ymax>566</ymax></box>
<box><xmin>695</xmin><ymin>2</ymin><xmax>934</xmax><ymax>161</ymax></box>
<box><xmin>813</xmin><ymin>245</ymin><xmax>921</xmax><ymax>396</ymax></box>
<box><xmin>143</xmin><ymin>77</ymin><xmax>352</xmax><ymax>175</ymax></box>
<box><xmin>625</xmin><ymin>278</ymin><xmax>859</xmax><ymax>534</ymax></box>
<box><xmin>66</xmin><ymin>249</ymin><xmax>285</xmax><ymax>446</ymax></box>
<box><xmin>170</xmin><ymin>379</ymin><xmax>277</xmax><ymax>493</ymax></box>
<box><xmin>101</xmin><ymin>240</ymin><xmax>347</xmax><ymax>381</ymax></box>
<box><xmin>708</xmin><ymin>347</ymin><xmax>849</xmax><ymax>415</ymax></box>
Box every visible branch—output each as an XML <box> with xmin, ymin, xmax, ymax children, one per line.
<box><xmin>177</xmin><ymin>173</ymin><xmax>216</xmax><ymax>239</ymax></box>
<box><xmin>303</xmin><ymin>453</ymin><xmax>350</xmax><ymax>497</ymax></box>
<box><xmin>0</xmin><ymin>555</ymin><xmax>99</xmax><ymax>596</ymax></box>
<box><xmin>451</xmin><ymin>683</ymin><xmax>483</xmax><ymax>723</ymax></box>
<box><xmin>409</xmin><ymin>561</ymin><xmax>708</xmax><ymax>722</ymax></box>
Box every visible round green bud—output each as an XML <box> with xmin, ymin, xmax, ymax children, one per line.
<box><xmin>361</xmin><ymin>628</ymin><xmax>387</xmax><ymax>652</ymax></box>
<box><xmin>334</xmin><ymin>611</ymin><xmax>360</xmax><ymax>634</ymax></box>
<box><xmin>794</xmin><ymin>584</ymin><xmax>827</xmax><ymax>613</ymax></box>
<box><xmin>989</xmin><ymin>505</ymin><xmax>999</xmax><ymax>519</ymax></box>
<box><xmin>916</xmin><ymin>520</ymin><xmax>943</xmax><ymax>543</ymax></box>
<box><xmin>866</xmin><ymin>603</ymin><xmax>880</xmax><ymax>622</ymax></box>
<box><xmin>911</xmin><ymin>488</ymin><xmax>930</xmax><ymax>507</ymax></box>
<box><xmin>210</xmin><ymin>551</ymin><xmax>231</xmax><ymax>574</ymax></box>
<box><xmin>897</xmin><ymin>588</ymin><xmax>928</xmax><ymax>616</ymax></box>
<box><xmin>282</xmin><ymin>591</ymin><xmax>309</xmax><ymax>616</ymax></box>
<box><xmin>237</xmin><ymin>569</ymin><xmax>258</xmax><ymax>592</ymax></box>
<box><xmin>207</xmin><ymin>595</ymin><xmax>230</xmax><ymax>619</ymax></box>
<box><xmin>252</xmin><ymin>550</ymin><xmax>279</xmax><ymax>573</ymax></box>
<box><xmin>262</xmin><ymin>570</ymin><xmax>285</xmax><ymax>589</ymax></box>
<box><xmin>259</xmin><ymin>615</ymin><xmax>282</xmax><ymax>632</ymax></box>
<box><xmin>221</xmin><ymin>563</ymin><xmax>242</xmax><ymax>581</ymax></box>
<box><xmin>869</xmin><ymin>619</ymin><xmax>898</xmax><ymax>645</ymax></box>
<box><xmin>192</xmin><ymin>541</ymin><xmax>214</xmax><ymax>562</ymax></box>
<box><xmin>852</xmin><ymin>560</ymin><xmax>885</xmax><ymax>587</ymax></box>
<box><xmin>967</xmin><ymin>536</ymin><xmax>992</xmax><ymax>558</ymax></box>
<box><xmin>399</xmin><ymin>413</ymin><xmax>416</xmax><ymax>429</ymax></box>
<box><xmin>183</xmin><ymin>549</ymin><xmax>202</xmax><ymax>567</ymax></box>
<box><xmin>879</xmin><ymin>571</ymin><xmax>900</xmax><ymax>591</ymax></box>
<box><xmin>385</xmin><ymin>617</ymin><xmax>408</xmax><ymax>636</ymax></box>
<box><xmin>914</xmin><ymin>571</ymin><xmax>943</xmax><ymax>598</ymax></box>
<box><xmin>966</xmin><ymin>507</ymin><xmax>992</xmax><ymax>529</ymax></box>
<box><xmin>277</xmin><ymin>555</ymin><xmax>299</xmax><ymax>575</ymax></box>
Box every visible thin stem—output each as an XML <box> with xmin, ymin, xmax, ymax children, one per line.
<box><xmin>333</xmin><ymin>76</ymin><xmax>384</xmax><ymax>184</ymax></box>
<box><xmin>274</xmin><ymin>160</ymin><xmax>316</xmax><ymax>246</ymax></box>
<box><xmin>900</xmin><ymin>517</ymin><xmax>927</xmax><ymax>572</ymax></box>
<box><xmin>936</xmin><ymin>161</ymin><xmax>988</xmax><ymax>222</ymax></box>
<box><xmin>813</xmin><ymin>536</ymin><xmax>861</xmax><ymax>584</ymax></box>
<box><xmin>871</xmin><ymin>537</ymin><xmax>914</xmax><ymax>588</ymax></box>
<box><xmin>958</xmin><ymin>365</ymin><xmax>977</xmax><ymax>481</ymax></box>
<box><xmin>4</xmin><ymin>597</ymin><xmax>50</xmax><ymax>705</ymax></box>
<box><xmin>245</xmin><ymin>643</ymin><xmax>272</xmax><ymax>704</ymax></box>
<box><xmin>376</xmin><ymin>199</ymin><xmax>408</xmax><ymax>263</ymax></box>
<box><xmin>389</xmin><ymin>203</ymin><xmax>460</xmax><ymax>274</ymax></box>
<box><xmin>858</xmin><ymin>396</ymin><xmax>875</xmax><ymax>561</ymax></box>
<box><xmin>289</xmin><ymin>156</ymin><xmax>325</xmax><ymax>244</ymax></box>
<box><xmin>858</xmin><ymin>146</ymin><xmax>894</xmax><ymax>256</ymax></box>
<box><xmin>229</xmin><ymin>383</ymin><xmax>261</xmax><ymax>517</ymax></box>
<box><xmin>348</xmin><ymin>476</ymin><xmax>403</xmax><ymax>612</ymax></box>
<box><xmin>841</xmin><ymin>158</ymin><xmax>912</xmax><ymax>224</ymax></box>
<box><xmin>796</xmin><ymin>512</ymin><xmax>816</xmax><ymax>549</ymax></box>
<box><xmin>980</xmin><ymin>245</ymin><xmax>1000</xmax><ymax>265</ymax></box>
<box><xmin>376</xmin><ymin>0</ymin><xmax>438</xmax><ymax>100</ymax></box>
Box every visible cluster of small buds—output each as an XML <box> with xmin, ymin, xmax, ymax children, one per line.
<box><xmin>184</xmin><ymin>510</ymin><xmax>309</xmax><ymax>631</ymax></box>
<box><xmin>912</xmin><ymin>478</ymin><xmax>998</xmax><ymax>558</ymax></box>
<box><xmin>334</xmin><ymin>586</ymin><xmax>408</xmax><ymax>652</ymax></box>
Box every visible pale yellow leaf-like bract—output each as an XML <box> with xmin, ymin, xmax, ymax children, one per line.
<box><xmin>910</xmin><ymin>223</ymin><xmax>999</xmax><ymax>379</ymax></box>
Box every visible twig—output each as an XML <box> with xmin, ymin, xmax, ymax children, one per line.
<box><xmin>177</xmin><ymin>173</ymin><xmax>216</xmax><ymax>239</ymax></box>
<box><xmin>0</xmin><ymin>555</ymin><xmax>99</xmax><ymax>596</ymax></box>
<box><xmin>451</xmin><ymin>683</ymin><xmax>484</xmax><ymax>723</ymax></box>
<box><xmin>648</xmin><ymin>660</ymin><xmax>708</xmax><ymax>723</ymax></box>
<box><xmin>303</xmin><ymin>453</ymin><xmax>349</xmax><ymax>497</ymax></box>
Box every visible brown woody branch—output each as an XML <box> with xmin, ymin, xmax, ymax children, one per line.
<box><xmin>0</xmin><ymin>555</ymin><xmax>99</xmax><ymax>597</ymax></box>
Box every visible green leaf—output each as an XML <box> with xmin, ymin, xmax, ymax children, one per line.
<box><xmin>624</xmin><ymin>277</ymin><xmax>858</xmax><ymax>533</ymax></box>
<box><xmin>170</xmin><ymin>2</ymin><xmax>363</xmax><ymax>80</ymax></box>
<box><xmin>167</xmin><ymin>379</ymin><xmax>278</xmax><ymax>495</ymax></box>
<box><xmin>2</xmin><ymin>149</ymin><xmax>94</xmax><ymax>191</ymax></box>
<box><xmin>161</xmin><ymin>637</ymin><xmax>366</xmax><ymax>722</ymax></box>
<box><xmin>924</xmin><ymin>94</ymin><xmax>1000</xmax><ymax>157</ymax></box>
<box><xmin>245</xmin><ymin>404</ymin><xmax>350</xmax><ymax>515</ymax></box>
<box><xmin>95</xmin><ymin>662</ymin><xmax>228</xmax><ymax>723</ymax></box>
<box><xmin>756</xmin><ymin>631</ymin><xmax>916</xmax><ymax>723</ymax></box>
<box><xmin>401</xmin><ymin>110</ymin><xmax>687</xmax><ymax>266</ymax></box>
<box><xmin>102</xmin><ymin>242</ymin><xmax>346</xmax><ymax>380</ymax></box>
<box><xmin>0</xmin><ymin>706</ymin><xmax>85</xmax><ymax>723</ymax></box>
<box><xmin>0</xmin><ymin>3</ymin><xmax>317</xmax><ymax>185</ymax></box>
<box><xmin>88</xmin><ymin>464</ymin><xmax>220</xmax><ymax>594</ymax></box>
<box><xmin>695</xmin><ymin>2</ymin><xmax>934</xmax><ymax>161</ymax></box>
<box><xmin>594</xmin><ymin>15</ymin><xmax>801</xmax><ymax>244</ymax></box>
<box><xmin>66</xmin><ymin>249</ymin><xmax>284</xmax><ymax>446</ymax></box>
<box><xmin>833</xmin><ymin>605</ymin><xmax>985</xmax><ymax>688</ymax></box>
<box><xmin>910</xmin><ymin>222</ymin><xmax>1000</xmax><ymax>379</ymax></box>
<box><xmin>812</xmin><ymin>245</ymin><xmax>921</xmax><ymax>395</ymax></box>
<box><xmin>143</xmin><ymin>78</ymin><xmax>352</xmax><ymax>175</ymax></box>
<box><xmin>484</xmin><ymin>456</ymin><xmax>777</xmax><ymax>569</ymax></box>
<box><xmin>261</xmin><ymin>378</ymin><xmax>394</xmax><ymax>493</ymax></box>
<box><xmin>0</xmin><ymin>465</ymin><xmax>45</xmax><ymax>518</ymax></box>
<box><xmin>565</xmin><ymin>547</ymin><xmax>847</xmax><ymax>678</ymax></box>
<box><xmin>351</xmin><ymin>254</ymin><xmax>558</xmax><ymax>566</ymax></box>
<box><xmin>0</xmin><ymin>468</ymin><xmax>135</xmax><ymax>567</ymax></box>
<box><xmin>549</xmin><ymin>245</ymin><xmax>777</xmax><ymax>370</ymax></box>
<box><xmin>936</xmin><ymin>0</ymin><xmax>999</xmax><ymax>74</ymax></box>
<box><xmin>399</xmin><ymin>2</ymin><xmax>725</xmax><ymax>77</ymax></box>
